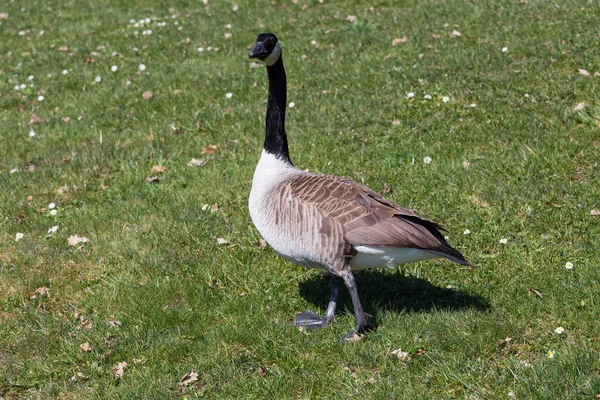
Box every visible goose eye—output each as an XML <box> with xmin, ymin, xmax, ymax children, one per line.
<box><xmin>269</xmin><ymin>37</ymin><xmax>276</xmax><ymax>44</ymax></box>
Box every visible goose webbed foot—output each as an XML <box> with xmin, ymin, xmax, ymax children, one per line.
<box><xmin>292</xmin><ymin>311</ymin><xmax>330</xmax><ymax>329</ymax></box>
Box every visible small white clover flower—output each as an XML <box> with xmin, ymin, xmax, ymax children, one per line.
<box><xmin>94</xmin><ymin>76</ymin><xmax>102</xmax><ymax>83</ymax></box>
<box><xmin>442</xmin><ymin>96</ymin><xmax>450</xmax><ymax>103</ymax></box>
<box><xmin>288</xmin><ymin>102</ymin><xmax>295</xmax><ymax>108</ymax></box>
<box><xmin>423</xmin><ymin>156</ymin><xmax>432</xmax><ymax>164</ymax></box>
<box><xmin>111</xmin><ymin>65</ymin><xmax>118</xmax><ymax>72</ymax></box>
<box><xmin>20</xmin><ymin>83</ymin><xmax>26</xmax><ymax>89</ymax></box>
<box><xmin>202</xmin><ymin>204</ymin><xmax>209</xmax><ymax>211</ymax></box>
<box><xmin>463</xmin><ymin>229</ymin><xmax>471</xmax><ymax>235</ymax></box>
<box><xmin>470</xmin><ymin>103</ymin><xmax>477</xmax><ymax>108</ymax></box>
<box><xmin>499</xmin><ymin>238</ymin><xmax>508</xmax><ymax>245</ymax></box>
<box><xmin>501</xmin><ymin>47</ymin><xmax>508</xmax><ymax>53</ymax></box>
<box><xmin>197</xmin><ymin>47</ymin><xmax>204</xmax><ymax>52</ymax></box>
<box><xmin>48</xmin><ymin>226</ymin><xmax>59</xmax><ymax>234</ymax></box>
<box><xmin>406</xmin><ymin>92</ymin><xmax>415</xmax><ymax>99</ymax></box>
<box><xmin>225</xmin><ymin>92</ymin><xmax>233</xmax><ymax>99</ymax></box>
<box><xmin>50</xmin><ymin>209</ymin><xmax>58</xmax><ymax>216</ymax></box>
<box><xmin>424</xmin><ymin>94</ymin><xmax>432</xmax><ymax>100</ymax></box>
<box><xmin>14</xmin><ymin>85</ymin><xmax>20</xmax><ymax>91</ymax></box>
<box><xmin>29</xmin><ymin>130</ymin><xmax>36</xmax><ymax>138</ymax></box>
<box><xmin>48</xmin><ymin>203</ymin><xmax>56</xmax><ymax>209</ymax></box>
<box><xmin>554</xmin><ymin>326</ymin><xmax>564</xmax><ymax>334</ymax></box>
<box><xmin>547</xmin><ymin>350</ymin><xmax>554</xmax><ymax>358</ymax></box>
<box><xmin>62</xmin><ymin>69</ymin><xmax>68</xmax><ymax>75</ymax></box>
<box><xmin>28</xmin><ymin>75</ymin><xmax>34</xmax><ymax>81</ymax></box>
<box><xmin>565</xmin><ymin>261</ymin><xmax>573</xmax><ymax>270</ymax></box>
<box><xmin>138</xmin><ymin>64</ymin><xmax>146</xmax><ymax>71</ymax></box>
<box><xmin>15</xmin><ymin>232</ymin><xmax>24</xmax><ymax>241</ymax></box>
<box><xmin>38</xmin><ymin>95</ymin><xmax>44</xmax><ymax>101</ymax></box>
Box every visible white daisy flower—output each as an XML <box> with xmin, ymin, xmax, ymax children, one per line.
<box><xmin>20</xmin><ymin>83</ymin><xmax>26</xmax><ymax>89</ymax></box>
<box><xmin>197</xmin><ymin>47</ymin><xmax>204</xmax><ymax>52</ymax></box>
<box><xmin>14</xmin><ymin>85</ymin><xmax>20</xmax><ymax>91</ymax></box>
<box><xmin>138</xmin><ymin>64</ymin><xmax>146</xmax><ymax>71</ymax></box>
<box><xmin>111</xmin><ymin>65</ymin><xmax>118</xmax><ymax>72</ymax></box>
<box><xmin>547</xmin><ymin>350</ymin><xmax>554</xmax><ymax>358</ymax></box>
<box><xmin>463</xmin><ymin>229</ymin><xmax>471</xmax><ymax>235</ymax></box>
<box><xmin>48</xmin><ymin>226</ymin><xmax>59</xmax><ymax>234</ymax></box>
<box><xmin>202</xmin><ymin>204</ymin><xmax>209</xmax><ymax>211</ymax></box>
<box><xmin>62</xmin><ymin>69</ymin><xmax>68</xmax><ymax>75</ymax></box>
<box><xmin>499</xmin><ymin>238</ymin><xmax>508</xmax><ymax>245</ymax></box>
<box><xmin>423</xmin><ymin>156</ymin><xmax>432</xmax><ymax>164</ymax></box>
<box><xmin>50</xmin><ymin>209</ymin><xmax>58</xmax><ymax>216</ymax></box>
<box><xmin>554</xmin><ymin>326</ymin><xmax>564</xmax><ymax>334</ymax></box>
<box><xmin>424</xmin><ymin>94</ymin><xmax>432</xmax><ymax>100</ymax></box>
<box><xmin>15</xmin><ymin>232</ymin><xmax>24</xmax><ymax>241</ymax></box>
<box><xmin>406</xmin><ymin>92</ymin><xmax>415</xmax><ymax>99</ymax></box>
<box><xmin>38</xmin><ymin>95</ymin><xmax>44</xmax><ymax>101</ymax></box>
<box><xmin>470</xmin><ymin>103</ymin><xmax>477</xmax><ymax>108</ymax></box>
<box><xmin>501</xmin><ymin>47</ymin><xmax>508</xmax><ymax>53</ymax></box>
<box><xmin>565</xmin><ymin>261</ymin><xmax>573</xmax><ymax>270</ymax></box>
<box><xmin>28</xmin><ymin>75</ymin><xmax>34</xmax><ymax>81</ymax></box>
<box><xmin>48</xmin><ymin>203</ymin><xmax>56</xmax><ymax>209</ymax></box>
<box><xmin>225</xmin><ymin>92</ymin><xmax>233</xmax><ymax>99</ymax></box>
<box><xmin>94</xmin><ymin>76</ymin><xmax>102</xmax><ymax>83</ymax></box>
<box><xmin>442</xmin><ymin>96</ymin><xmax>450</xmax><ymax>103</ymax></box>
<box><xmin>29</xmin><ymin>130</ymin><xmax>36</xmax><ymax>138</ymax></box>
<box><xmin>288</xmin><ymin>102</ymin><xmax>295</xmax><ymax>108</ymax></box>
<box><xmin>10</xmin><ymin>168</ymin><xmax>18</xmax><ymax>174</ymax></box>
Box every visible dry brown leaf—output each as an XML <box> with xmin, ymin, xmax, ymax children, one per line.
<box><xmin>63</xmin><ymin>117</ymin><xmax>71</xmax><ymax>123</ymax></box>
<box><xmin>34</xmin><ymin>286</ymin><xmax>50</xmax><ymax>297</ymax></box>
<box><xmin>202</xmin><ymin>144</ymin><xmax>218</xmax><ymax>155</ymax></box>
<box><xmin>255</xmin><ymin>239</ymin><xmax>268</xmax><ymax>249</ymax></box>
<box><xmin>392</xmin><ymin>37</ymin><xmax>408</xmax><ymax>46</ymax></box>
<box><xmin>27</xmin><ymin>195</ymin><xmax>33</xmax><ymax>202</ymax></box>
<box><xmin>146</xmin><ymin>175</ymin><xmax>160</xmax><ymax>183</ymax></box>
<box><xmin>392</xmin><ymin>119</ymin><xmax>400</xmax><ymax>126</ymax></box>
<box><xmin>58</xmin><ymin>46</ymin><xmax>69</xmax><ymax>52</ymax></box>
<box><xmin>150</xmin><ymin>165</ymin><xmax>167</xmax><ymax>174</ymax></box>
<box><xmin>224</xmin><ymin>32</ymin><xmax>232</xmax><ymax>39</ymax></box>
<box><xmin>591</xmin><ymin>209</ymin><xmax>600</xmax><ymax>216</ymax></box>
<box><xmin>258</xmin><ymin>365</ymin><xmax>267</xmax><ymax>377</ymax></box>
<box><xmin>56</xmin><ymin>185</ymin><xmax>68</xmax><ymax>195</ymax></box>
<box><xmin>27</xmin><ymin>163</ymin><xmax>36</xmax><ymax>172</ymax></box>
<box><xmin>187</xmin><ymin>158</ymin><xmax>206</xmax><ymax>167</ymax></box>
<box><xmin>113</xmin><ymin>361</ymin><xmax>128</xmax><ymax>378</ymax></box>
<box><xmin>68</xmin><ymin>235</ymin><xmax>90</xmax><ymax>246</ymax></box>
<box><xmin>578</xmin><ymin>69</ymin><xmax>590</xmax><ymax>76</ymax></box>
<box><xmin>383</xmin><ymin>182</ymin><xmax>392</xmax><ymax>193</ymax></box>
<box><xmin>383</xmin><ymin>53</ymin><xmax>391</xmax><ymax>60</ymax></box>
<box><xmin>390</xmin><ymin>348</ymin><xmax>411</xmax><ymax>360</ymax></box>
<box><xmin>431</xmin><ymin>33</ymin><xmax>441</xmax><ymax>39</ymax></box>
<box><xmin>450</xmin><ymin>30</ymin><xmax>461</xmax><ymax>38</ymax></box>
<box><xmin>210</xmin><ymin>204</ymin><xmax>220</xmax><ymax>213</ymax></box>
<box><xmin>463</xmin><ymin>160</ymin><xmax>471</xmax><ymax>169</ymax></box>
<box><xmin>470</xmin><ymin>196</ymin><xmax>489</xmax><ymax>207</ymax></box>
<box><xmin>414</xmin><ymin>348</ymin><xmax>427</xmax><ymax>357</ymax></box>
<box><xmin>142</xmin><ymin>91</ymin><xmax>153</xmax><ymax>100</ymax></box>
<box><xmin>80</xmin><ymin>342</ymin><xmax>92</xmax><ymax>352</ymax></box>
<box><xmin>84</xmin><ymin>57</ymin><xmax>95</xmax><ymax>64</ymax></box>
<box><xmin>346</xmin><ymin>15</ymin><xmax>356</xmax><ymax>23</ymax></box>
<box><xmin>0</xmin><ymin>13</ymin><xmax>8</xmax><ymax>19</ymax></box>
<box><xmin>82</xmin><ymin>320</ymin><xmax>93</xmax><ymax>330</ymax></box>
<box><xmin>496</xmin><ymin>337</ymin><xmax>512</xmax><ymax>350</ymax></box>
<box><xmin>179</xmin><ymin>370</ymin><xmax>198</xmax><ymax>386</ymax></box>
<box><xmin>344</xmin><ymin>333</ymin><xmax>363</xmax><ymax>343</ymax></box>
<box><xmin>30</xmin><ymin>113</ymin><xmax>44</xmax><ymax>124</ymax></box>
<box><xmin>528</xmin><ymin>287</ymin><xmax>542</xmax><ymax>298</ymax></box>
<box><xmin>573</xmin><ymin>102</ymin><xmax>586</xmax><ymax>112</ymax></box>
<box><xmin>132</xmin><ymin>358</ymin><xmax>144</xmax><ymax>364</ymax></box>
<box><xmin>22</xmin><ymin>51</ymin><xmax>31</xmax><ymax>56</ymax></box>
<box><xmin>108</xmin><ymin>319</ymin><xmax>122</xmax><ymax>328</ymax></box>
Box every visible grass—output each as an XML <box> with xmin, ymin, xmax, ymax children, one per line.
<box><xmin>1</xmin><ymin>0</ymin><xmax>599</xmax><ymax>398</ymax></box>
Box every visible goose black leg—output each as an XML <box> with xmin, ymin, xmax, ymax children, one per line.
<box><xmin>292</xmin><ymin>274</ymin><xmax>342</xmax><ymax>329</ymax></box>
<box><xmin>340</xmin><ymin>270</ymin><xmax>372</xmax><ymax>340</ymax></box>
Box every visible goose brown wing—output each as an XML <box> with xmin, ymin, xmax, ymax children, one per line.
<box><xmin>286</xmin><ymin>173</ymin><xmax>468</xmax><ymax>264</ymax></box>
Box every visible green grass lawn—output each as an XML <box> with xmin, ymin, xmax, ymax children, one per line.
<box><xmin>1</xmin><ymin>0</ymin><xmax>599</xmax><ymax>398</ymax></box>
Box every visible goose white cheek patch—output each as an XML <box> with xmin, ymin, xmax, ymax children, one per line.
<box><xmin>263</xmin><ymin>42</ymin><xmax>281</xmax><ymax>66</ymax></box>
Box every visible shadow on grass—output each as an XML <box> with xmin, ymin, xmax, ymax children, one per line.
<box><xmin>298</xmin><ymin>270</ymin><xmax>490</xmax><ymax>325</ymax></box>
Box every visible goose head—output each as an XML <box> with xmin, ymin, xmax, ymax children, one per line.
<box><xmin>248</xmin><ymin>33</ymin><xmax>282</xmax><ymax>66</ymax></box>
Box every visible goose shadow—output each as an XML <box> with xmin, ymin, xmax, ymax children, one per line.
<box><xmin>297</xmin><ymin>269</ymin><xmax>490</xmax><ymax>327</ymax></box>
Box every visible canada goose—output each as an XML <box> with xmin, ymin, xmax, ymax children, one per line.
<box><xmin>248</xmin><ymin>33</ymin><xmax>470</xmax><ymax>339</ymax></box>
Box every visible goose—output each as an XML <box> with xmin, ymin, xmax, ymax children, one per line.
<box><xmin>248</xmin><ymin>33</ymin><xmax>470</xmax><ymax>339</ymax></box>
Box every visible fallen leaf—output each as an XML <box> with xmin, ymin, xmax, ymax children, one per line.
<box><xmin>113</xmin><ymin>362</ymin><xmax>128</xmax><ymax>378</ymax></box>
<box><xmin>27</xmin><ymin>195</ymin><xmax>33</xmax><ymax>202</ymax></box>
<box><xmin>392</xmin><ymin>36</ymin><xmax>408</xmax><ymax>46</ymax></box>
<box><xmin>34</xmin><ymin>286</ymin><xmax>50</xmax><ymax>297</ymax></box>
<box><xmin>390</xmin><ymin>348</ymin><xmax>411</xmax><ymax>360</ymax></box>
<box><xmin>414</xmin><ymin>348</ymin><xmax>427</xmax><ymax>357</ymax></box>
<box><xmin>344</xmin><ymin>333</ymin><xmax>363</xmax><ymax>343</ymax></box>
<box><xmin>450</xmin><ymin>30</ymin><xmax>461</xmax><ymax>38</ymax></box>
<box><xmin>463</xmin><ymin>160</ymin><xmax>471</xmax><ymax>169</ymax></box>
<box><xmin>27</xmin><ymin>163</ymin><xmax>36</xmax><ymax>172</ymax></box>
<box><xmin>383</xmin><ymin>53</ymin><xmax>391</xmax><ymax>60</ymax></box>
<box><xmin>150</xmin><ymin>165</ymin><xmax>167</xmax><ymax>174</ymax></box>
<box><xmin>258</xmin><ymin>365</ymin><xmax>267</xmax><ymax>377</ymax></box>
<box><xmin>146</xmin><ymin>175</ymin><xmax>160</xmax><ymax>183</ymax></box>
<box><xmin>496</xmin><ymin>337</ymin><xmax>512</xmax><ymax>350</ymax></box>
<box><xmin>80</xmin><ymin>342</ymin><xmax>92</xmax><ymax>352</ymax></box>
<box><xmin>107</xmin><ymin>319</ymin><xmax>122</xmax><ymax>328</ymax></box>
<box><xmin>133</xmin><ymin>358</ymin><xmax>144</xmax><ymax>364</ymax></box>
<box><xmin>82</xmin><ymin>320</ymin><xmax>93</xmax><ymax>330</ymax></box>
<box><xmin>187</xmin><ymin>158</ymin><xmax>206</xmax><ymax>167</ymax></box>
<box><xmin>210</xmin><ymin>204</ymin><xmax>220</xmax><ymax>213</ymax></box>
<box><xmin>255</xmin><ymin>239</ymin><xmax>268</xmax><ymax>249</ymax></box>
<box><xmin>470</xmin><ymin>196</ymin><xmax>488</xmax><ymax>207</ymax></box>
<box><xmin>84</xmin><ymin>57</ymin><xmax>95</xmax><ymax>63</ymax></box>
<box><xmin>578</xmin><ymin>69</ymin><xmax>590</xmax><ymax>76</ymax></box>
<box><xmin>30</xmin><ymin>113</ymin><xmax>44</xmax><ymax>124</ymax></box>
<box><xmin>573</xmin><ymin>102</ymin><xmax>586</xmax><ymax>112</ymax></box>
<box><xmin>528</xmin><ymin>287</ymin><xmax>542</xmax><ymax>298</ymax></box>
<box><xmin>63</xmin><ymin>117</ymin><xmax>71</xmax><ymax>123</ymax></box>
<box><xmin>0</xmin><ymin>13</ymin><xmax>8</xmax><ymax>19</ymax></box>
<box><xmin>201</xmin><ymin>144</ymin><xmax>218</xmax><ymax>155</ymax></box>
<box><xmin>392</xmin><ymin>119</ymin><xmax>400</xmax><ymax>126</ymax></box>
<box><xmin>142</xmin><ymin>91</ymin><xmax>153</xmax><ymax>100</ymax></box>
<box><xmin>224</xmin><ymin>32</ymin><xmax>232</xmax><ymax>39</ymax></box>
<box><xmin>179</xmin><ymin>370</ymin><xmax>199</xmax><ymax>386</ymax></box>
<box><xmin>383</xmin><ymin>182</ymin><xmax>392</xmax><ymax>193</ymax></box>
<box><xmin>105</xmin><ymin>335</ymin><xmax>117</xmax><ymax>348</ymax></box>
<box><xmin>591</xmin><ymin>209</ymin><xmax>600</xmax><ymax>216</ymax></box>
<box><xmin>67</xmin><ymin>235</ymin><xmax>90</xmax><ymax>246</ymax></box>
<box><xmin>216</xmin><ymin>238</ymin><xmax>229</xmax><ymax>245</ymax></box>
<box><xmin>22</xmin><ymin>51</ymin><xmax>31</xmax><ymax>56</ymax></box>
<box><xmin>346</xmin><ymin>15</ymin><xmax>356</xmax><ymax>23</ymax></box>
<box><xmin>431</xmin><ymin>33</ymin><xmax>441</xmax><ymax>39</ymax></box>
<box><xmin>545</xmin><ymin>202</ymin><xmax>562</xmax><ymax>208</ymax></box>
<box><xmin>56</xmin><ymin>185</ymin><xmax>68</xmax><ymax>195</ymax></box>
<box><xmin>58</xmin><ymin>46</ymin><xmax>69</xmax><ymax>52</ymax></box>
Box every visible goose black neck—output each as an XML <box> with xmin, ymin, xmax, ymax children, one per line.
<box><xmin>264</xmin><ymin>57</ymin><xmax>292</xmax><ymax>164</ymax></box>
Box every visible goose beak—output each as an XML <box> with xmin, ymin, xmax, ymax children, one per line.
<box><xmin>248</xmin><ymin>42</ymin><xmax>268</xmax><ymax>59</ymax></box>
